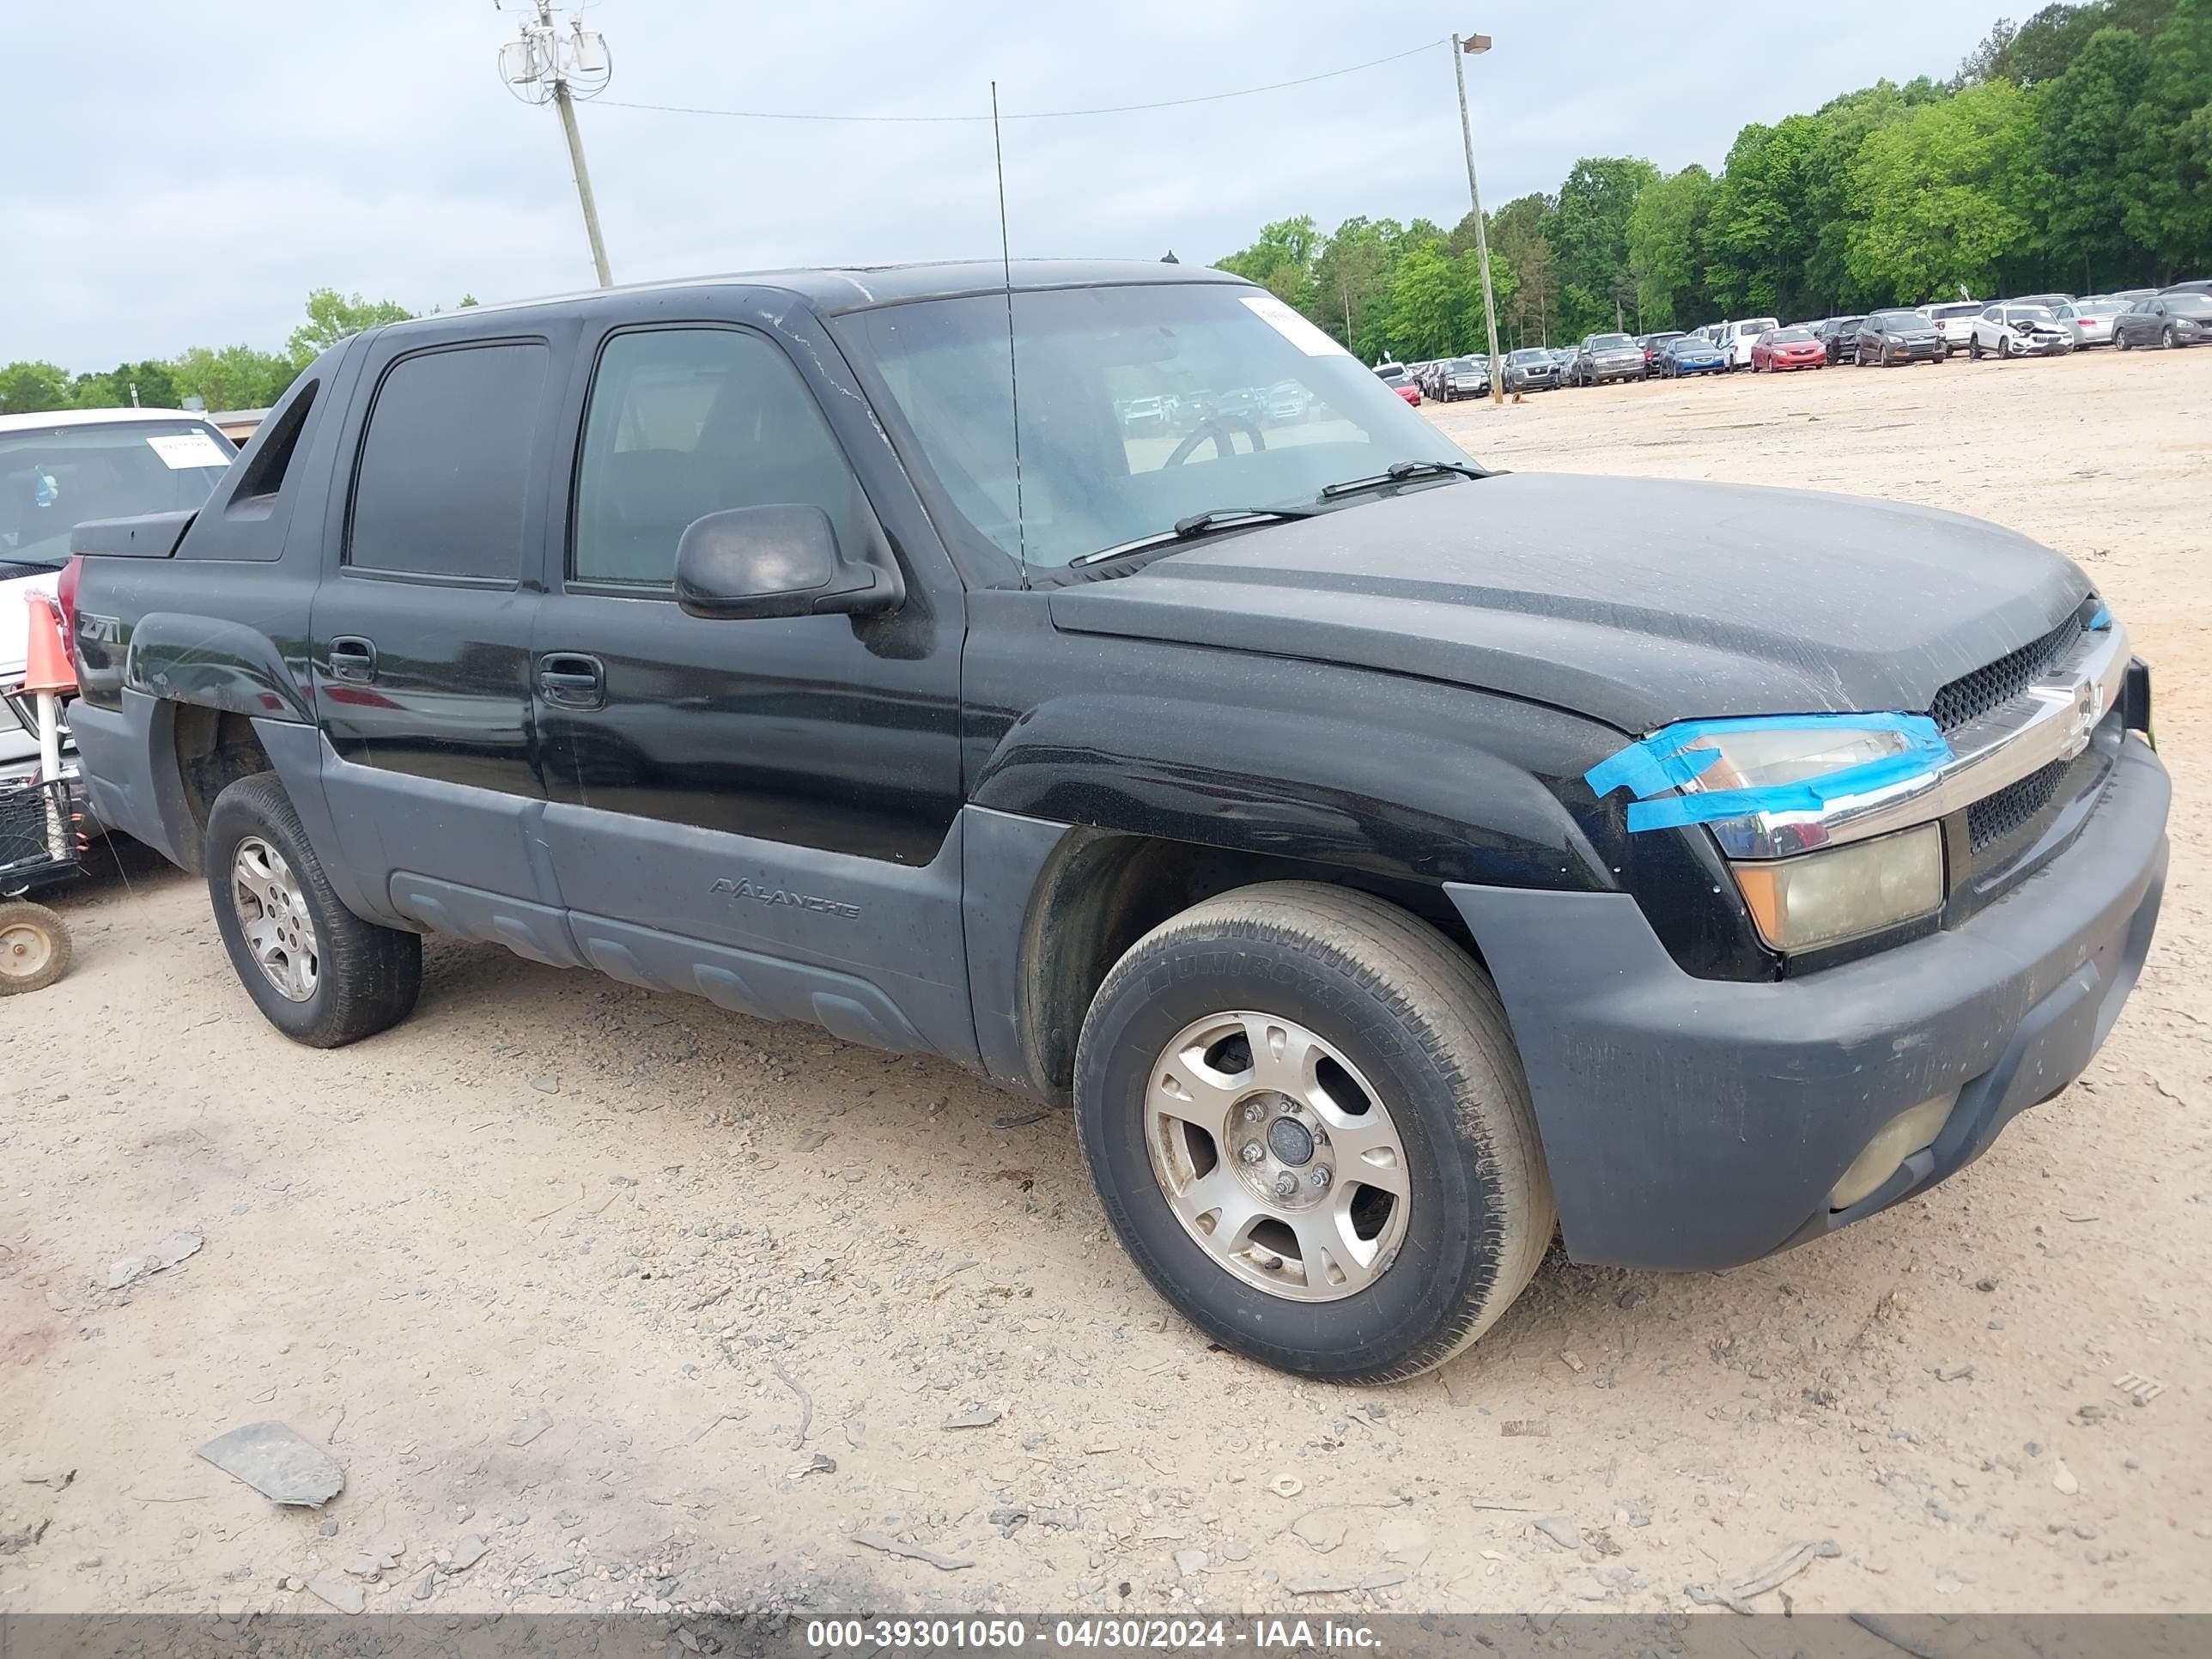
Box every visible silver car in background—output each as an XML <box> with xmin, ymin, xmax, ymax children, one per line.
<box><xmin>2054</xmin><ymin>297</ymin><xmax>2129</xmax><ymax>349</ymax></box>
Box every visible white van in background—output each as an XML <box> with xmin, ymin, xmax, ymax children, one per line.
<box><xmin>1715</xmin><ymin>318</ymin><xmax>1781</xmax><ymax>370</ymax></box>
<box><xmin>0</xmin><ymin>409</ymin><xmax>236</xmax><ymax>778</ymax></box>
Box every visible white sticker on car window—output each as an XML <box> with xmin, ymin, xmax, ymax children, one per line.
<box><xmin>145</xmin><ymin>431</ymin><xmax>231</xmax><ymax>471</ymax></box>
<box><xmin>1240</xmin><ymin>295</ymin><xmax>1351</xmax><ymax>357</ymax></box>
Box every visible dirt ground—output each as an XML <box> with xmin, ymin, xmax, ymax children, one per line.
<box><xmin>3</xmin><ymin>346</ymin><xmax>2208</xmax><ymax>1626</ymax></box>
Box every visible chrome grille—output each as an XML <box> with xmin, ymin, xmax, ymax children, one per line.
<box><xmin>1931</xmin><ymin>613</ymin><xmax>2086</xmax><ymax>733</ymax></box>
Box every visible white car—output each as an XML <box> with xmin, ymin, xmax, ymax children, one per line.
<box><xmin>2054</xmin><ymin>297</ymin><xmax>2129</xmax><ymax>349</ymax></box>
<box><xmin>0</xmin><ymin>408</ymin><xmax>236</xmax><ymax>777</ymax></box>
<box><xmin>1966</xmin><ymin>302</ymin><xmax>2076</xmax><ymax>360</ymax></box>
<box><xmin>1917</xmin><ymin>300</ymin><xmax>1985</xmax><ymax>356</ymax></box>
<box><xmin>1714</xmin><ymin>317</ymin><xmax>1780</xmax><ymax>370</ymax></box>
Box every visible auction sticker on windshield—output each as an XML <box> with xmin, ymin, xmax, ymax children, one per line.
<box><xmin>1241</xmin><ymin>294</ymin><xmax>1350</xmax><ymax>356</ymax></box>
<box><xmin>145</xmin><ymin>431</ymin><xmax>231</xmax><ymax>471</ymax></box>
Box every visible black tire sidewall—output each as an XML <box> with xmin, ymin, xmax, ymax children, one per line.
<box><xmin>204</xmin><ymin>780</ymin><xmax>351</xmax><ymax>1042</ymax></box>
<box><xmin>1078</xmin><ymin>933</ymin><xmax>1502</xmax><ymax>1381</ymax></box>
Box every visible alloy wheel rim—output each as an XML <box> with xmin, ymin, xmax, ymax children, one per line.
<box><xmin>1144</xmin><ymin>1011</ymin><xmax>1413</xmax><ymax>1303</ymax></box>
<box><xmin>232</xmin><ymin>837</ymin><xmax>319</xmax><ymax>1002</ymax></box>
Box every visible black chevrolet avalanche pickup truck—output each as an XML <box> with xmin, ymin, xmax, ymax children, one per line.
<box><xmin>64</xmin><ymin>262</ymin><xmax>2166</xmax><ymax>1382</ymax></box>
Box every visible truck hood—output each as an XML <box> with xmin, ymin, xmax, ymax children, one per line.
<box><xmin>1046</xmin><ymin>473</ymin><xmax>2092</xmax><ymax>734</ymax></box>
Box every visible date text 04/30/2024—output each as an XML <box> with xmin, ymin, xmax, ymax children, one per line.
<box><xmin>802</xmin><ymin>1619</ymin><xmax>1382</xmax><ymax>1652</ymax></box>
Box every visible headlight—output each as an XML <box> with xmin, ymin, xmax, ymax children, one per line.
<box><xmin>1731</xmin><ymin>824</ymin><xmax>1944</xmax><ymax>952</ymax></box>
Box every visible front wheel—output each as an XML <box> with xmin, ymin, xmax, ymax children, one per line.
<box><xmin>1075</xmin><ymin>882</ymin><xmax>1554</xmax><ymax>1382</ymax></box>
<box><xmin>2163</xmin><ymin>326</ymin><xmax>2179</xmax><ymax>349</ymax></box>
<box><xmin>204</xmin><ymin>772</ymin><xmax>422</xmax><ymax>1047</ymax></box>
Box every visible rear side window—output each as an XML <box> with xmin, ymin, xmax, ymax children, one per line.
<box><xmin>571</xmin><ymin>327</ymin><xmax>866</xmax><ymax>588</ymax></box>
<box><xmin>348</xmin><ymin>341</ymin><xmax>549</xmax><ymax>581</ymax></box>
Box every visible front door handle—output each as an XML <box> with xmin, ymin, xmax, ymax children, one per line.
<box><xmin>538</xmin><ymin>653</ymin><xmax>605</xmax><ymax>711</ymax></box>
<box><xmin>328</xmin><ymin>636</ymin><xmax>378</xmax><ymax>683</ymax></box>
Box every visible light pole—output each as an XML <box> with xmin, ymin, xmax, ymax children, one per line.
<box><xmin>498</xmin><ymin>1</ymin><xmax>615</xmax><ymax>287</ymax></box>
<box><xmin>1451</xmin><ymin>33</ymin><xmax>1505</xmax><ymax>408</ymax></box>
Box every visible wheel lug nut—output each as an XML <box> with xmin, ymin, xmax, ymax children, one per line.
<box><xmin>1239</xmin><ymin>1142</ymin><xmax>1266</xmax><ymax>1166</ymax></box>
<box><xmin>1310</xmin><ymin>1166</ymin><xmax>1331</xmax><ymax>1190</ymax></box>
<box><xmin>1241</xmin><ymin>1102</ymin><xmax>1264</xmax><ymax>1124</ymax></box>
<box><xmin>1273</xmin><ymin>1172</ymin><xmax>1297</xmax><ymax>1199</ymax></box>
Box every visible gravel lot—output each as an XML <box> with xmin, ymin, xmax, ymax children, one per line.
<box><xmin>3</xmin><ymin>345</ymin><xmax>2208</xmax><ymax>1623</ymax></box>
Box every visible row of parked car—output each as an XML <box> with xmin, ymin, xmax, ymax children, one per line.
<box><xmin>1389</xmin><ymin>277</ymin><xmax>2212</xmax><ymax>402</ymax></box>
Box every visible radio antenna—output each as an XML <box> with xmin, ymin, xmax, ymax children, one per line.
<box><xmin>991</xmin><ymin>81</ymin><xmax>1029</xmax><ymax>586</ymax></box>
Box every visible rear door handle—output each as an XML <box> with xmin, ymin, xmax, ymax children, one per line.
<box><xmin>328</xmin><ymin>636</ymin><xmax>378</xmax><ymax>683</ymax></box>
<box><xmin>538</xmin><ymin>653</ymin><xmax>605</xmax><ymax>711</ymax></box>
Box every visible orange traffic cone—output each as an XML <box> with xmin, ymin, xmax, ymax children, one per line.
<box><xmin>21</xmin><ymin>591</ymin><xmax>74</xmax><ymax>696</ymax></box>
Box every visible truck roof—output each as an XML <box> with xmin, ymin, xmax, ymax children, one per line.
<box><xmin>381</xmin><ymin>259</ymin><xmax>1249</xmax><ymax>331</ymax></box>
<box><xmin>0</xmin><ymin>406</ymin><xmax>220</xmax><ymax>435</ymax></box>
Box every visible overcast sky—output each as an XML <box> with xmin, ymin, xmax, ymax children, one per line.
<box><xmin>8</xmin><ymin>0</ymin><xmax>2005</xmax><ymax>372</ymax></box>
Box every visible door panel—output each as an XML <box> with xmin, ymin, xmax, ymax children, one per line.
<box><xmin>307</xmin><ymin>331</ymin><xmax>568</xmax><ymax>896</ymax></box>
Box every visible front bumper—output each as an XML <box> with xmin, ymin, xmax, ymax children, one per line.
<box><xmin>1447</xmin><ymin>735</ymin><xmax>2168</xmax><ymax>1272</ymax></box>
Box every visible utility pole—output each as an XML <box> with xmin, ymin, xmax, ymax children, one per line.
<box><xmin>498</xmin><ymin>2</ymin><xmax>614</xmax><ymax>287</ymax></box>
<box><xmin>1452</xmin><ymin>32</ymin><xmax>1505</xmax><ymax>408</ymax></box>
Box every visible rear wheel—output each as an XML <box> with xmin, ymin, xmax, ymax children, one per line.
<box><xmin>0</xmin><ymin>901</ymin><xmax>70</xmax><ymax>994</ymax></box>
<box><xmin>204</xmin><ymin>773</ymin><xmax>422</xmax><ymax>1047</ymax></box>
<box><xmin>1075</xmin><ymin>882</ymin><xmax>1553</xmax><ymax>1382</ymax></box>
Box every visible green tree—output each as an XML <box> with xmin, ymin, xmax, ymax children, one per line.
<box><xmin>286</xmin><ymin>288</ymin><xmax>415</xmax><ymax>368</ymax></box>
<box><xmin>70</xmin><ymin>360</ymin><xmax>184</xmax><ymax>410</ymax></box>
<box><xmin>1963</xmin><ymin>2</ymin><xmax>2178</xmax><ymax>84</ymax></box>
<box><xmin>1705</xmin><ymin>117</ymin><xmax>1826</xmax><ymax>316</ymax></box>
<box><xmin>1216</xmin><ymin>216</ymin><xmax>1321</xmax><ymax>303</ymax></box>
<box><xmin>1544</xmin><ymin>157</ymin><xmax>1659</xmax><ymax>337</ymax></box>
<box><xmin>1626</xmin><ymin>166</ymin><xmax>1716</xmax><ymax>330</ymax></box>
<box><xmin>2117</xmin><ymin>0</ymin><xmax>2212</xmax><ymax>277</ymax></box>
<box><xmin>2039</xmin><ymin>26</ymin><xmax>2155</xmax><ymax>289</ymax></box>
<box><xmin>1309</xmin><ymin>216</ymin><xmax>1397</xmax><ymax>355</ymax></box>
<box><xmin>0</xmin><ymin>362</ymin><xmax>76</xmax><ymax>416</ymax></box>
<box><xmin>169</xmin><ymin>344</ymin><xmax>299</xmax><ymax>412</ymax></box>
<box><xmin>1846</xmin><ymin>79</ymin><xmax>2049</xmax><ymax>302</ymax></box>
<box><xmin>1487</xmin><ymin>194</ymin><xmax>1556</xmax><ymax>345</ymax></box>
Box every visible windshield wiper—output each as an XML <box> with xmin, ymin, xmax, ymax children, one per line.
<box><xmin>1070</xmin><ymin>506</ymin><xmax>1322</xmax><ymax>568</ymax></box>
<box><xmin>1318</xmin><ymin>459</ymin><xmax>1487</xmax><ymax>501</ymax></box>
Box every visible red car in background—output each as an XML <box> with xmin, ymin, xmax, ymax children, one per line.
<box><xmin>1374</xmin><ymin>362</ymin><xmax>1421</xmax><ymax>405</ymax></box>
<box><xmin>1751</xmin><ymin>326</ymin><xmax>1826</xmax><ymax>371</ymax></box>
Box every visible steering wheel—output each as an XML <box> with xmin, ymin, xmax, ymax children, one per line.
<box><xmin>1164</xmin><ymin>416</ymin><xmax>1267</xmax><ymax>468</ymax></box>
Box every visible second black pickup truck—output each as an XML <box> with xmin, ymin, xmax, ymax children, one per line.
<box><xmin>64</xmin><ymin>262</ymin><xmax>2166</xmax><ymax>1382</ymax></box>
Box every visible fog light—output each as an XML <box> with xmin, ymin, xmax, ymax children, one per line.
<box><xmin>1829</xmin><ymin>1091</ymin><xmax>1959</xmax><ymax>1210</ymax></box>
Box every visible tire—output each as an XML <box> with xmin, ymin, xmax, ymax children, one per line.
<box><xmin>0</xmin><ymin>901</ymin><xmax>70</xmax><ymax>994</ymax></box>
<box><xmin>2117</xmin><ymin>331</ymin><xmax>2132</xmax><ymax>351</ymax></box>
<box><xmin>1074</xmin><ymin>882</ymin><xmax>1554</xmax><ymax>1383</ymax></box>
<box><xmin>204</xmin><ymin>772</ymin><xmax>422</xmax><ymax>1047</ymax></box>
<box><xmin>2163</xmin><ymin>326</ymin><xmax>2178</xmax><ymax>349</ymax></box>
<box><xmin>1970</xmin><ymin>337</ymin><xmax>1983</xmax><ymax>361</ymax></box>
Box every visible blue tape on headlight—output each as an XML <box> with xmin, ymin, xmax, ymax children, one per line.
<box><xmin>1586</xmin><ymin>713</ymin><xmax>1952</xmax><ymax>833</ymax></box>
<box><xmin>2088</xmin><ymin>605</ymin><xmax>2112</xmax><ymax>630</ymax></box>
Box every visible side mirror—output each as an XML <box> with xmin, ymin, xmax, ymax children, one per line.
<box><xmin>673</xmin><ymin>504</ymin><xmax>902</xmax><ymax>622</ymax></box>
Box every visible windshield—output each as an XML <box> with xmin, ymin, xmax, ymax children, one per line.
<box><xmin>2170</xmin><ymin>295</ymin><xmax>2212</xmax><ymax>317</ymax></box>
<box><xmin>1375</xmin><ymin>367</ymin><xmax>1409</xmax><ymax>384</ymax></box>
<box><xmin>0</xmin><ymin>418</ymin><xmax>233</xmax><ymax>568</ymax></box>
<box><xmin>1449</xmin><ymin>358</ymin><xmax>1480</xmax><ymax>372</ymax></box>
<box><xmin>846</xmin><ymin>284</ymin><xmax>1474</xmax><ymax>573</ymax></box>
<box><xmin>2006</xmin><ymin>306</ymin><xmax>2057</xmax><ymax>324</ymax></box>
<box><xmin>1869</xmin><ymin>311</ymin><xmax>1925</xmax><ymax>329</ymax></box>
<box><xmin>1507</xmin><ymin>349</ymin><xmax>1548</xmax><ymax>364</ymax></box>
<box><xmin>1929</xmin><ymin>303</ymin><xmax>1982</xmax><ymax>319</ymax></box>
<box><xmin>1769</xmin><ymin>328</ymin><xmax>1814</xmax><ymax>343</ymax></box>
<box><xmin>1588</xmin><ymin>334</ymin><xmax>1633</xmax><ymax>349</ymax></box>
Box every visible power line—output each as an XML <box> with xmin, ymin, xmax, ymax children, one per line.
<box><xmin>592</xmin><ymin>38</ymin><xmax>1449</xmax><ymax>125</ymax></box>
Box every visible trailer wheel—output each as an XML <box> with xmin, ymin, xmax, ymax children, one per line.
<box><xmin>0</xmin><ymin>900</ymin><xmax>70</xmax><ymax>994</ymax></box>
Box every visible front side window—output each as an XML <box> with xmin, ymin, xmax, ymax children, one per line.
<box><xmin>1</xmin><ymin>419</ymin><xmax>232</xmax><ymax>570</ymax></box>
<box><xmin>845</xmin><ymin>284</ymin><xmax>1472</xmax><ymax>574</ymax></box>
<box><xmin>349</xmin><ymin>342</ymin><xmax>549</xmax><ymax>580</ymax></box>
<box><xmin>572</xmin><ymin>327</ymin><xmax>866</xmax><ymax>587</ymax></box>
